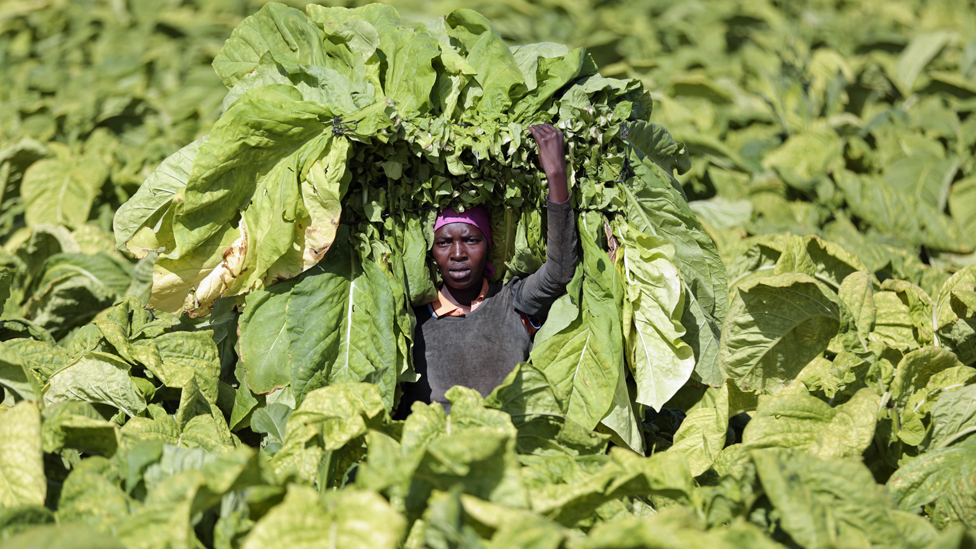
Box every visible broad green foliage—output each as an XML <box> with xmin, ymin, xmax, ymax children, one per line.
<box><xmin>237</xmin><ymin>232</ymin><xmax>401</xmax><ymax>409</ymax></box>
<box><xmin>752</xmin><ymin>449</ymin><xmax>909</xmax><ymax>549</ymax></box>
<box><xmin>241</xmin><ymin>486</ymin><xmax>406</xmax><ymax>549</ymax></box>
<box><xmin>0</xmin><ymin>0</ymin><xmax>235</xmax><ymax>244</ymax></box>
<box><xmin>1</xmin><ymin>0</ymin><xmax>976</xmax><ymax>547</ymax></box>
<box><xmin>720</xmin><ymin>273</ymin><xmax>845</xmax><ymax>394</ymax></box>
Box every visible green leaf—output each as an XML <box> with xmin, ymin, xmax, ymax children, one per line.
<box><xmin>0</xmin><ymin>504</ymin><xmax>54</xmax><ymax>539</ymax></box>
<box><xmin>0</xmin><ymin>401</ymin><xmax>45</xmax><ymax>507</ymax></box>
<box><xmin>485</xmin><ymin>363</ymin><xmax>607</xmax><ymax>456</ymax></box>
<box><xmin>250</xmin><ymin>402</ymin><xmax>293</xmax><ymax>443</ymax></box>
<box><xmin>836</xmin><ymin>170</ymin><xmax>973</xmax><ymax>254</ymax></box>
<box><xmin>873</xmin><ymin>290</ymin><xmax>922</xmax><ymax>351</ymax></box>
<box><xmin>670</xmin><ymin>384</ymin><xmax>730</xmax><ymax>475</ymax></box>
<box><xmin>0</xmin><ymin>319</ymin><xmax>55</xmax><ymax>346</ymax></box>
<box><xmin>720</xmin><ymin>273</ymin><xmax>845</xmax><ymax>395</ymax></box>
<box><xmin>773</xmin><ymin>235</ymin><xmax>869</xmax><ymax>291</ymax></box>
<box><xmin>883</xmin><ymin>152</ymin><xmax>959</xmax><ymax>212</ymax></box>
<box><xmin>237</xmin><ymin>277</ymin><xmax>296</xmax><ymax>395</ymax></box>
<box><xmin>933</xmin><ymin>265</ymin><xmax>976</xmax><ymax>365</ymax></box>
<box><xmin>894</xmin><ymin>31</ymin><xmax>954</xmax><ymax>93</ymax></box>
<box><xmin>927</xmin><ymin>384</ymin><xmax>976</xmax><ymax>450</ymax></box>
<box><xmin>211</xmin><ymin>3</ymin><xmax>328</xmax><ymax>89</ymax></box>
<box><xmin>238</xmin><ymin>233</ymin><xmax>400</xmax><ymax>407</ymax></box>
<box><xmin>761</xmin><ymin>130</ymin><xmax>840</xmax><ymax>193</ymax></box>
<box><xmin>0</xmin><ymin>341</ymin><xmax>40</xmax><ymax>402</ymax></box>
<box><xmin>300</xmin><ymin>139</ymin><xmax>350</xmax><ymax>271</ymax></box>
<box><xmin>624</xmin><ymin>120</ymin><xmax>692</xmax><ymax>180</ymax></box>
<box><xmin>108</xmin><ymin>448</ymin><xmax>262</xmax><ymax>549</ymax></box>
<box><xmin>120</xmin><ymin>406</ymin><xmax>181</xmax><ymax>447</ymax></box>
<box><xmin>526</xmin><ymin>449</ymin><xmax>694</xmax><ymax>526</ymax></box>
<box><xmin>24</xmin><ymin>253</ymin><xmax>132</xmax><ymax>339</ymax></box>
<box><xmin>270</xmin><ymin>382</ymin><xmax>387</xmax><ymax>483</ymax></box>
<box><xmin>21</xmin><ymin>153</ymin><xmax>108</xmax><ymax>229</ymax></box>
<box><xmin>838</xmin><ymin>271</ymin><xmax>877</xmax><ymax>346</ymax></box>
<box><xmin>689</xmin><ymin>197</ymin><xmax>753</xmax><ymax>230</ymax></box>
<box><xmin>57</xmin><ymin>461</ymin><xmax>133</xmax><ymax>528</ymax></box>
<box><xmin>888</xmin><ymin>436</ymin><xmax>976</xmax><ymax>529</ymax></box>
<box><xmin>220</xmin><ymin>52</ymin><xmax>363</xmax><ymax>115</ymax></box>
<box><xmin>618</xmin><ymin>170</ymin><xmax>728</xmax><ymax>387</ymax></box>
<box><xmin>381</xmin><ymin>25</ymin><xmax>440</xmax><ymax>118</ymax></box>
<box><xmin>753</xmin><ymin>448</ymin><xmax>905</xmax><ymax>549</ymax></box>
<box><xmin>151</xmin><ymin>330</ymin><xmax>222</xmax><ymax>402</ymax></box>
<box><xmin>511</xmin><ymin>42</ymin><xmax>568</xmax><ymax>85</ymax></box>
<box><xmin>581</xmin><ymin>507</ymin><xmax>782</xmax><ymax>549</ymax></box>
<box><xmin>948</xmin><ymin>176</ymin><xmax>976</xmax><ymax>236</ymax></box>
<box><xmin>409</xmin><ymin>390</ymin><xmax>527</xmax><ymax>509</ymax></box>
<box><xmin>241</xmin><ymin>486</ymin><xmax>406</xmax><ymax>549</ymax></box>
<box><xmin>420</xmin><ymin>488</ymin><xmax>488</xmax><ymax>548</ymax></box>
<box><xmin>30</xmin><ymin>252</ymin><xmax>131</xmax><ymax>297</ymax></box>
<box><xmin>446</xmin><ymin>10</ymin><xmax>525</xmax><ymax>121</ymax></box>
<box><xmin>890</xmin><ymin>347</ymin><xmax>964</xmax><ymax>408</ymax></box>
<box><xmin>44</xmin><ymin>353</ymin><xmax>147</xmax><ymax>417</ymax></box>
<box><xmin>400</xmin><ymin>213</ymin><xmax>438</xmax><ymax>306</ymax></box>
<box><xmin>598</xmin><ymin>359</ymin><xmax>644</xmax><ymax>454</ymax></box>
<box><xmin>290</xmin><ymin>239</ymin><xmax>399</xmax><ymax>406</ymax></box>
<box><xmin>41</xmin><ymin>402</ymin><xmax>120</xmax><ymax>457</ymax></box>
<box><xmin>171</xmin><ymin>376</ymin><xmax>236</xmax><ymax>452</ymax></box>
<box><xmin>3</xmin><ymin>340</ymin><xmax>67</xmax><ymax>387</ymax></box>
<box><xmin>0</xmin><ymin>266</ymin><xmax>12</xmax><ymax>308</ymax></box>
<box><xmin>486</xmin><ymin>363</ymin><xmax>565</xmax><ymax>422</ymax></box>
<box><xmin>167</xmin><ymin>85</ymin><xmax>331</xmax><ymax>305</ymax></box>
<box><xmin>743</xmin><ymin>388</ymin><xmax>879</xmax><ymax>459</ymax></box>
<box><xmin>616</xmin><ymin>221</ymin><xmax>694</xmax><ymax>411</ymax></box>
<box><xmin>510</xmin><ymin>46</ymin><xmax>587</xmax><ymax>121</ymax></box>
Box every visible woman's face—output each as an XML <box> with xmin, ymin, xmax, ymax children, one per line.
<box><xmin>432</xmin><ymin>222</ymin><xmax>489</xmax><ymax>291</ymax></box>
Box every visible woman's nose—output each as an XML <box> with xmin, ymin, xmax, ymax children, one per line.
<box><xmin>450</xmin><ymin>242</ymin><xmax>466</xmax><ymax>259</ymax></box>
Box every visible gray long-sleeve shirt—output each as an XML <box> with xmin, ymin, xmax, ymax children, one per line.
<box><xmin>395</xmin><ymin>199</ymin><xmax>578</xmax><ymax>417</ymax></box>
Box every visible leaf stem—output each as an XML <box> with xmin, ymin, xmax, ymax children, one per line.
<box><xmin>937</xmin><ymin>425</ymin><xmax>976</xmax><ymax>449</ymax></box>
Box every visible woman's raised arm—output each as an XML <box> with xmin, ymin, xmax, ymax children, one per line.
<box><xmin>512</xmin><ymin>125</ymin><xmax>578</xmax><ymax>319</ymax></box>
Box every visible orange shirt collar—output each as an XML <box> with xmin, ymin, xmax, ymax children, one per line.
<box><xmin>429</xmin><ymin>279</ymin><xmax>489</xmax><ymax>317</ymax></box>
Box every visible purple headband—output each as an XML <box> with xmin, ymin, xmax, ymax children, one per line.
<box><xmin>434</xmin><ymin>205</ymin><xmax>493</xmax><ymax>246</ymax></box>
<box><xmin>434</xmin><ymin>205</ymin><xmax>495</xmax><ymax>277</ymax></box>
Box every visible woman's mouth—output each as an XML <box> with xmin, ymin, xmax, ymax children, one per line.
<box><xmin>448</xmin><ymin>268</ymin><xmax>471</xmax><ymax>280</ymax></box>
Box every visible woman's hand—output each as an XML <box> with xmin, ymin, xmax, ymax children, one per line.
<box><xmin>529</xmin><ymin>124</ymin><xmax>569</xmax><ymax>203</ymax></box>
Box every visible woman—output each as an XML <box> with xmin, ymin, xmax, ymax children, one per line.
<box><xmin>395</xmin><ymin>124</ymin><xmax>577</xmax><ymax>417</ymax></box>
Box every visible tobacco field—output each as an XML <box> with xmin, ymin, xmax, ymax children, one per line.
<box><xmin>0</xmin><ymin>0</ymin><xmax>975</xmax><ymax>547</ymax></box>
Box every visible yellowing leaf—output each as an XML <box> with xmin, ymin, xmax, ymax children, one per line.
<box><xmin>0</xmin><ymin>401</ymin><xmax>46</xmax><ymax>507</ymax></box>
